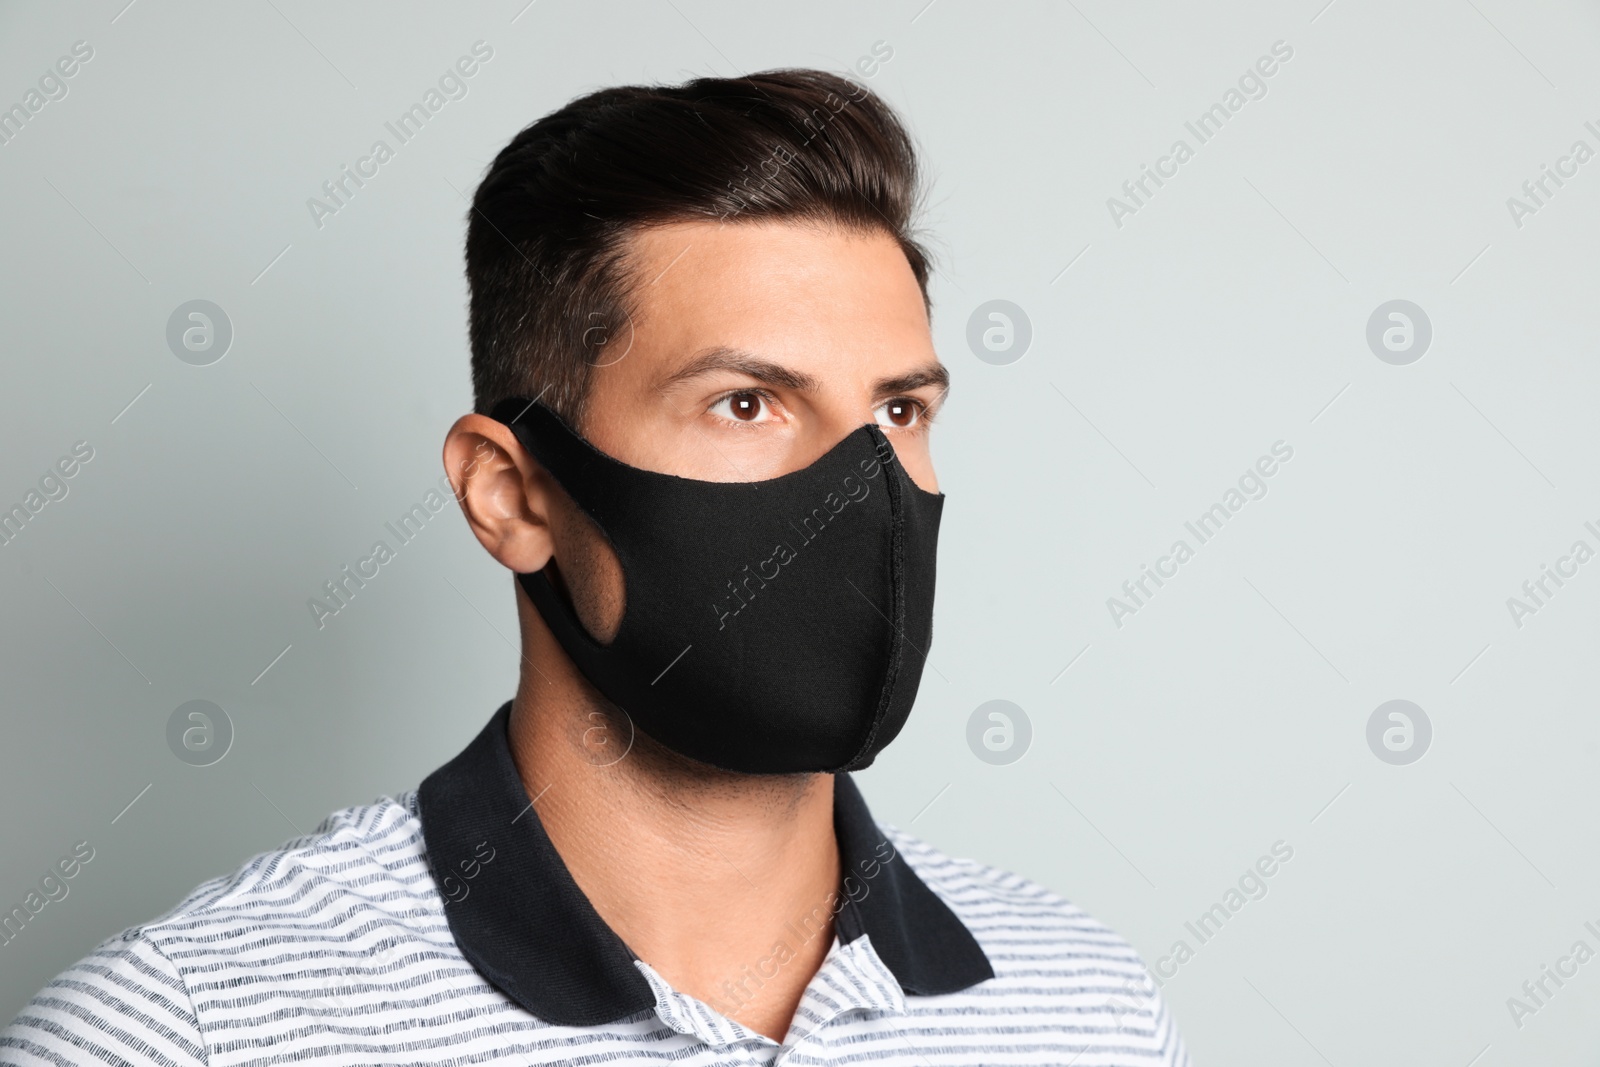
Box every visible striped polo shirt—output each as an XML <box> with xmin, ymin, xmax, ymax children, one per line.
<box><xmin>1</xmin><ymin>703</ymin><xmax>1191</xmax><ymax>1065</ymax></box>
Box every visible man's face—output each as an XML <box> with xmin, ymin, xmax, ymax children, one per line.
<box><xmin>454</xmin><ymin>217</ymin><xmax>946</xmax><ymax>649</ymax></box>
<box><xmin>578</xmin><ymin>218</ymin><xmax>946</xmax><ymax>493</ymax></box>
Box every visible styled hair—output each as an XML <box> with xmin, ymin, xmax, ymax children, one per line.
<box><xmin>465</xmin><ymin>68</ymin><xmax>929</xmax><ymax>426</ymax></box>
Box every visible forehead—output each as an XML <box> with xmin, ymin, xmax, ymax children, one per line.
<box><xmin>608</xmin><ymin>219</ymin><xmax>934</xmax><ymax>386</ymax></box>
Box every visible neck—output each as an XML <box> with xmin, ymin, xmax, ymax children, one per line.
<box><xmin>505</xmin><ymin>588</ymin><xmax>841</xmax><ymax>1041</ymax></box>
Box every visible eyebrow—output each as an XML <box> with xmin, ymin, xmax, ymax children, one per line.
<box><xmin>872</xmin><ymin>363</ymin><xmax>949</xmax><ymax>399</ymax></box>
<box><xmin>661</xmin><ymin>345</ymin><xmax>950</xmax><ymax>401</ymax></box>
<box><xmin>659</xmin><ymin>347</ymin><xmax>820</xmax><ymax>392</ymax></box>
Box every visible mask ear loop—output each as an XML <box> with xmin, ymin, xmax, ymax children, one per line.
<box><xmin>516</xmin><ymin>567</ymin><xmax>618</xmax><ymax>655</ymax></box>
<box><xmin>489</xmin><ymin>397</ymin><xmax>639</xmax><ymax>653</ymax></box>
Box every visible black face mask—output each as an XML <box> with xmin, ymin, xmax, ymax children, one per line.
<box><xmin>490</xmin><ymin>398</ymin><xmax>944</xmax><ymax>775</ymax></box>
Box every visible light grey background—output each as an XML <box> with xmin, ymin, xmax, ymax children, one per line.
<box><xmin>3</xmin><ymin>0</ymin><xmax>1598</xmax><ymax>1061</ymax></box>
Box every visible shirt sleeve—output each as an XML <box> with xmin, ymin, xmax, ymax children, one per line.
<box><xmin>0</xmin><ymin>930</ymin><xmax>208</xmax><ymax>1066</ymax></box>
<box><xmin>1105</xmin><ymin>961</ymin><xmax>1193</xmax><ymax>1067</ymax></box>
<box><xmin>1148</xmin><ymin>982</ymin><xmax>1193</xmax><ymax>1067</ymax></box>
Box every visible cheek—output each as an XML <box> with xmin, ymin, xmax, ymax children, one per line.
<box><xmin>553</xmin><ymin>501</ymin><xmax>627</xmax><ymax>644</ymax></box>
<box><xmin>887</xmin><ymin>437</ymin><xmax>939</xmax><ymax>494</ymax></box>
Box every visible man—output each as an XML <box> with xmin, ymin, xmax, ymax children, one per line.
<box><xmin>2</xmin><ymin>70</ymin><xmax>1190</xmax><ymax>1064</ymax></box>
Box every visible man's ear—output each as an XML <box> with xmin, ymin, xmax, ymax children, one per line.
<box><xmin>443</xmin><ymin>414</ymin><xmax>557</xmax><ymax>574</ymax></box>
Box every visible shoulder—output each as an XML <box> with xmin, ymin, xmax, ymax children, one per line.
<box><xmin>880</xmin><ymin>822</ymin><xmax>1193</xmax><ymax>1066</ymax></box>
<box><xmin>135</xmin><ymin>791</ymin><xmax>433</xmax><ymax>947</ymax></box>
<box><xmin>882</xmin><ymin>820</ymin><xmax>1141</xmax><ymax>958</ymax></box>
<box><xmin>1</xmin><ymin>929</ymin><xmax>205</xmax><ymax>1066</ymax></box>
<box><xmin>1</xmin><ymin>793</ymin><xmax>439</xmax><ymax>1065</ymax></box>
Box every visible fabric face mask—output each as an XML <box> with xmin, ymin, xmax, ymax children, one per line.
<box><xmin>490</xmin><ymin>397</ymin><xmax>944</xmax><ymax>775</ymax></box>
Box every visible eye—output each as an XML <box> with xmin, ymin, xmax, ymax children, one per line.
<box><xmin>873</xmin><ymin>397</ymin><xmax>923</xmax><ymax>429</ymax></box>
<box><xmin>709</xmin><ymin>390</ymin><xmax>774</xmax><ymax>424</ymax></box>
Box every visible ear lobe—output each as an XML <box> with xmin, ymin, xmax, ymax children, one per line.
<box><xmin>443</xmin><ymin>414</ymin><xmax>557</xmax><ymax>574</ymax></box>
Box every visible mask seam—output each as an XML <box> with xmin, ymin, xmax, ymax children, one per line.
<box><xmin>843</xmin><ymin>434</ymin><xmax>907</xmax><ymax>769</ymax></box>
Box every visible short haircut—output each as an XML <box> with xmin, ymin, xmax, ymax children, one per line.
<box><xmin>465</xmin><ymin>69</ymin><xmax>929</xmax><ymax>426</ymax></box>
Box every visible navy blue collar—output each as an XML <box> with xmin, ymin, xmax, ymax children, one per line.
<box><xmin>417</xmin><ymin>701</ymin><xmax>993</xmax><ymax>1026</ymax></box>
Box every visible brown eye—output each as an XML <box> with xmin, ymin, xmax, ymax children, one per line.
<box><xmin>875</xmin><ymin>398</ymin><xmax>921</xmax><ymax>429</ymax></box>
<box><xmin>711</xmin><ymin>391</ymin><xmax>772</xmax><ymax>423</ymax></box>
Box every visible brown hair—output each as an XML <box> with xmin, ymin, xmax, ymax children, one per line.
<box><xmin>465</xmin><ymin>68</ymin><xmax>929</xmax><ymax>427</ymax></box>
